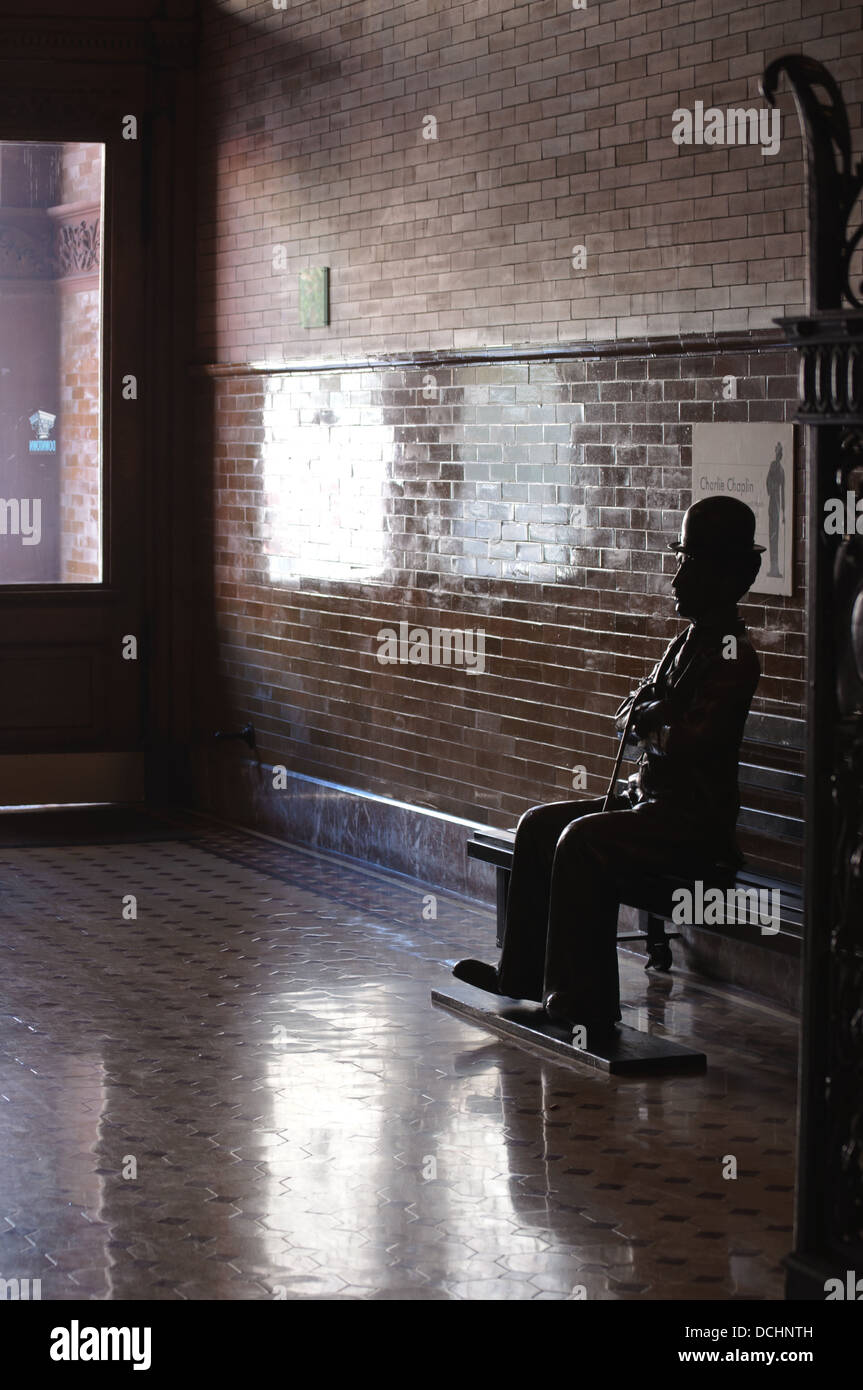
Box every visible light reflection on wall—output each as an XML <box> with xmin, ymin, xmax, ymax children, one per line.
<box><xmin>260</xmin><ymin>380</ymin><xmax>392</xmax><ymax>583</ymax></box>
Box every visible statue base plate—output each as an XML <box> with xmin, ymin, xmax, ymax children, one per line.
<box><xmin>431</xmin><ymin>981</ymin><xmax>707</xmax><ymax>1075</ymax></box>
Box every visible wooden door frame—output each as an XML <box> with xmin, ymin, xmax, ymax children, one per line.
<box><xmin>0</xmin><ymin>3</ymin><xmax>198</xmax><ymax>803</ymax></box>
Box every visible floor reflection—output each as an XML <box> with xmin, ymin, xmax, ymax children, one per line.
<box><xmin>0</xmin><ymin>817</ymin><xmax>795</xmax><ymax>1299</ymax></box>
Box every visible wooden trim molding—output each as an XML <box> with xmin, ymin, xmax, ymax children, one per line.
<box><xmin>0</xmin><ymin>752</ymin><xmax>145</xmax><ymax>805</ymax></box>
<box><xmin>0</xmin><ymin>16</ymin><xmax>198</xmax><ymax>67</ymax></box>
<box><xmin>194</xmin><ymin>328</ymin><xmax>792</xmax><ymax>379</ymax></box>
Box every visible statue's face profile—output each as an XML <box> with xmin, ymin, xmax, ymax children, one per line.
<box><xmin>671</xmin><ymin>552</ymin><xmax>722</xmax><ymax>619</ymax></box>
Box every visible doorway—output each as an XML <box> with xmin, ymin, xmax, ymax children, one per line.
<box><xmin>0</xmin><ymin>129</ymin><xmax>147</xmax><ymax>805</ymax></box>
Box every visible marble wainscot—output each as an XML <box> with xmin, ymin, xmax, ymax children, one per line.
<box><xmin>190</xmin><ymin>751</ymin><xmax>801</xmax><ymax>1011</ymax></box>
<box><xmin>190</xmin><ymin>751</ymin><xmax>499</xmax><ymax>903</ymax></box>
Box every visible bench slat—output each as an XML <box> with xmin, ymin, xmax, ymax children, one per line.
<box><xmin>744</xmin><ymin>711</ymin><xmax>806</xmax><ymax>749</ymax></box>
<box><xmin>467</xmin><ymin>840</ymin><xmax>515</xmax><ymax>869</ymax></box>
<box><xmin>738</xmin><ymin>761</ymin><xmax>804</xmax><ymax>795</ymax></box>
<box><xmin>738</xmin><ymin>806</ymin><xmax>804</xmax><ymax>840</ymax></box>
<box><xmin>467</xmin><ymin>706</ymin><xmax>806</xmax><ymax>953</ymax></box>
<box><xmin>467</xmin><ymin>830</ymin><xmax>804</xmax><ymax>951</ymax></box>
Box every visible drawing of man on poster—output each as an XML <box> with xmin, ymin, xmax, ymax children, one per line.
<box><xmin>766</xmin><ymin>441</ymin><xmax>786</xmax><ymax>578</ymax></box>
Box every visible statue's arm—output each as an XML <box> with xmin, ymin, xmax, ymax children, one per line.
<box><xmin>638</xmin><ymin>647</ymin><xmax>760</xmax><ymax>759</ymax></box>
<box><xmin>614</xmin><ymin>679</ymin><xmax>657</xmax><ymax>741</ymax></box>
<box><xmin>613</xmin><ymin>640</ymin><xmax>680</xmax><ymax>736</ymax></box>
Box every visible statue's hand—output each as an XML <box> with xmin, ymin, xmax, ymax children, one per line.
<box><xmin>615</xmin><ymin>681</ymin><xmax>657</xmax><ymax>738</ymax></box>
<box><xmin>632</xmin><ymin>699</ymin><xmax>672</xmax><ymax>740</ymax></box>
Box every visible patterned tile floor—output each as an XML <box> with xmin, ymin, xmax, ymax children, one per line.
<box><xmin>0</xmin><ymin>811</ymin><xmax>797</xmax><ymax>1300</ymax></box>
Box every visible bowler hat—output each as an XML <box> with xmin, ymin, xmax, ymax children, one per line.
<box><xmin>668</xmin><ymin>496</ymin><xmax>765</xmax><ymax>557</ymax></box>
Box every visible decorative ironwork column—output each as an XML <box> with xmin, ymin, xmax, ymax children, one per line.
<box><xmin>762</xmin><ymin>55</ymin><xmax>863</xmax><ymax>1298</ymax></box>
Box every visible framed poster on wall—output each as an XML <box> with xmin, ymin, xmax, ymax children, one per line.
<box><xmin>691</xmin><ymin>422</ymin><xmax>795</xmax><ymax>597</ymax></box>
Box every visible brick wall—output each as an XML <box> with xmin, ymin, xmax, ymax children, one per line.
<box><xmin>58</xmin><ymin>142</ymin><xmax>102</xmax><ymax>583</ymax></box>
<box><xmin>59</xmin><ymin>140</ymin><xmax>101</xmax><ymax>206</ymax></box>
<box><xmin>197</xmin><ymin>0</ymin><xmax>863</xmax><ymax>360</ymax></box>
<box><xmin>58</xmin><ymin>283</ymin><xmax>101</xmax><ymax>583</ymax></box>
<box><xmin>193</xmin><ymin>0</ymin><xmax>829</xmax><ymax>882</ymax></box>
<box><xmin>197</xmin><ymin>341</ymin><xmax>804</xmax><ymax>871</ymax></box>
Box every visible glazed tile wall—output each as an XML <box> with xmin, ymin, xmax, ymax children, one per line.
<box><xmin>194</xmin><ymin>0</ymin><xmax>813</xmax><ymax>907</ymax></box>
<box><xmin>197</xmin><ymin>0</ymin><xmax>863</xmax><ymax>358</ymax></box>
<box><xmin>59</xmin><ymin>141</ymin><xmax>101</xmax><ymax>206</ymax></box>
<box><xmin>194</xmin><ymin>344</ymin><xmax>804</xmax><ymax>862</ymax></box>
<box><xmin>58</xmin><ymin>283</ymin><xmax>100</xmax><ymax>582</ymax></box>
<box><xmin>58</xmin><ymin>143</ymin><xmax>102</xmax><ymax>581</ymax></box>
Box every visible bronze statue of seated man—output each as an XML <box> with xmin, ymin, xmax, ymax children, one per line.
<box><xmin>452</xmin><ymin>495</ymin><xmax>764</xmax><ymax>1045</ymax></box>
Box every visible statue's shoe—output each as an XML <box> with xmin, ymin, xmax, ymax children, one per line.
<box><xmin>544</xmin><ymin>992</ymin><xmax>618</xmax><ymax>1044</ymax></box>
<box><xmin>452</xmin><ymin>958</ymin><xmax>502</xmax><ymax>995</ymax></box>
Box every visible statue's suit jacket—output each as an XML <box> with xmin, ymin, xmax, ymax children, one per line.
<box><xmin>613</xmin><ymin>606</ymin><xmax>761</xmax><ymax>846</ymax></box>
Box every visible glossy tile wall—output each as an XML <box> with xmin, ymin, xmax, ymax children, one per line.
<box><xmin>192</xmin><ymin>0</ymin><xmax>810</xmax><ymax>910</ymax></box>
<box><xmin>57</xmin><ymin>141</ymin><xmax>101</xmax><ymax>582</ymax></box>
<box><xmin>197</xmin><ymin>0</ymin><xmax>863</xmax><ymax>355</ymax></box>
<box><xmin>192</xmin><ymin>344</ymin><xmax>804</xmax><ymax>857</ymax></box>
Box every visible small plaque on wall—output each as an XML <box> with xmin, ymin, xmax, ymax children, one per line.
<box><xmin>691</xmin><ymin>422</ymin><xmax>795</xmax><ymax>597</ymax></box>
<box><xmin>298</xmin><ymin>266</ymin><xmax>330</xmax><ymax>328</ymax></box>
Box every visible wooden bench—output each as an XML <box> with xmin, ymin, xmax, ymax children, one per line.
<box><xmin>467</xmin><ymin>710</ymin><xmax>805</xmax><ymax>970</ymax></box>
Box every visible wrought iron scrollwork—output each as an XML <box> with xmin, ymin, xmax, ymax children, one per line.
<box><xmin>794</xmin><ymin>334</ymin><xmax>863</xmax><ymax>421</ymax></box>
<box><xmin>770</xmin><ymin>55</ymin><xmax>863</xmax><ymax>1283</ymax></box>
<box><xmin>827</xmin><ymin>715</ymin><xmax>863</xmax><ymax>1252</ymax></box>
<box><xmin>762</xmin><ymin>56</ymin><xmax>863</xmax><ymax>311</ymax></box>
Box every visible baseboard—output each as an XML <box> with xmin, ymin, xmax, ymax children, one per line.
<box><xmin>189</xmin><ymin>751</ymin><xmax>500</xmax><ymax>901</ymax></box>
<box><xmin>190</xmin><ymin>752</ymin><xmax>802</xmax><ymax>1009</ymax></box>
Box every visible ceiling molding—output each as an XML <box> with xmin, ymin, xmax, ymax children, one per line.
<box><xmin>0</xmin><ymin>17</ymin><xmax>198</xmax><ymax>67</ymax></box>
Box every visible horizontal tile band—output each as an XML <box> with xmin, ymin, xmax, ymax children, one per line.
<box><xmin>193</xmin><ymin>328</ymin><xmax>790</xmax><ymax>379</ymax></box>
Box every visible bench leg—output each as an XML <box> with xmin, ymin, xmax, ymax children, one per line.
<box><xmin>495</xmin><ymin>867</ymin><xmax>510</xmax><ymax>949</ymax></box>
<box><xmin>644</xmin><ymin>911</ymin><xmax>673</xmax><ymax>972</ymax></box>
